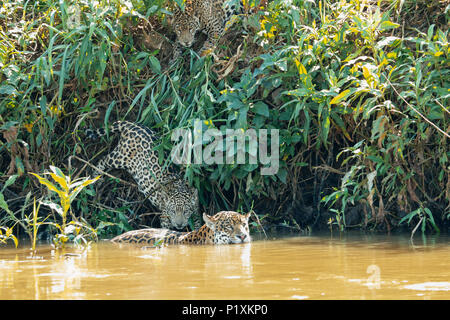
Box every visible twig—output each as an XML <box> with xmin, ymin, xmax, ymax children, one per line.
<box><xmin>312</xmin><ymin>165</ymin><xmax>346</xmax><ymax>175</ymax></box>
<box><xmin>386</xmin><ymin>77</ymin><xmax>450</xmax><ymax>139</ymax></box>
<box><xmin>68</xmin><ymin>155</ymin><xmax>138</xmax><ymax>187</ymax></box>
<box><xmin>410</xmin><ymin>215</ymin><xmax>424</xmax><ymax>242</ymax></box>
<box><xmin>140</xmin><ymin>212</ymin><xmax>162</xmax><ymax>217</ymax></box>
<box><xmin>435</xmin><ymin>99</ymin><xmax>450</xmax><ymax>116</ymax></box>
<box><xmin>250</xmin><ymin>210</ymin><xmax>268</xmax><ymax>239</ymax></box>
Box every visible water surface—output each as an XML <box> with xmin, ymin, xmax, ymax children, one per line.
<box><xmin>0</xmin><ymin>233</ymin><xmax>449</xmax><ymax>299</ymax></box>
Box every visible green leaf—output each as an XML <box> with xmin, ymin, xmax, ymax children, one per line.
<box><xmin>58</xmin><ymin>47</ymin><xmax>69</xmax><ymax>104</ymax></box>
<box><xmin>104</xmin><ymin>101</ymin><xmax>116</xmax><ymax>131</ymax></box>
<box><xmin>399</xmin><ymin>209</ymin><xmax>420</xmax><ymax>225</ymax></box>
<box><xmin>2</xmin><ymin>175</ymin><xmax>18</xmax><ymax>192</ymax></box>
<box><xmin>252</xmin><ymin>102</ymin><xmax>269</xmax><ymax>117</ymax></box>
<box><xmin>277</xmin><ymin>168</ymin><xmax>287</xmax><ymax>183</ymax></box>
<box><xmin>149</xmin><ymin>56</ymin><xmax>161</xmax><ymax>74</ymax></box>
<box><xmin>0</xmin><ymin>85</ymin><xmax>18</xmax><ymax>95</ymax></box>
<box><xmin>0</xmin><ymin>192</ymin><xmax>13</xmax><ymax>215</ymax></box>
<box><xmin>424</xmin><ymin>207</ymin><xmax>440</xmax><ymax>233</ymax></box>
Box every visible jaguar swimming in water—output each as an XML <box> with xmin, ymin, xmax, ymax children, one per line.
<box><xmin>111</xmin><ymin>211</ymin><xmax>251</xmax><ymax>245</ymax></box>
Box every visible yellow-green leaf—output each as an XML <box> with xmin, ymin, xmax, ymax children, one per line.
<box><xmin>30</xmin><ymin>173</ymin><xmax>62</xmax><ymax>194</ymax></box>
<box><xmin>378</xmin><ymin>21</ymin><xmax>399</xmax><ymax>31</ymax></box>
<box><xmin>330</xmin><ymin>89</ymin><xmax>351</xmax><ymax>105</ymax></box>
<box><xmin>69</xmin><ymin>176</ymin><xmax>100</xmax><ymax>203</ymax></box>
<box><xmin>11</xmin><ymin>234</ymin><xmax>18</xmax><ymax>248</ymax></box>
<box><xmin>295</xmin><ymin>58</ymin><xmax>307</xmax><ymax>75</ymax></box>
<box><xmin>49</xmin><ymin>172</ymin><xmax>69</xmax><ymax>193</ymax></box>
<box><xmin>60</xmin><ymin>195</ymin><xmax>71</xmax><ymax>216</ymax></box>
<box><xmin>362</xmin><ymin>66</ymin><xmax>371</xmax><ymax>80</ymax></box>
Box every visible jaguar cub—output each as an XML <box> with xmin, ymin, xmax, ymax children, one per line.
<box><xmin>86</xmin><ymin>121</ymin><xmax>199</xmax><ymax>230</ymax></box>
<box><xmin>171</xmin><ymin>0</ymin><xmax>242</xmax><ymax>60</ymax></box>
<box><xmin>111</xmin><ymin>211</ymin><xmax>251</xmax><ymax>245</ymax></box>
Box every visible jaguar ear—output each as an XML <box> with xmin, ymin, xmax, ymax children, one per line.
<box><xmin>203</xmin><ymin>212</ymin><xmax>216</xmax><ymax>231</ymax></box>
<box><xmin>244</xmin><ymin>211</ymin><xmax>252</xmax><ymax>220</ymax></box>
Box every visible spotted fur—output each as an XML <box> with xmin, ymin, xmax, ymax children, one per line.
<box><xmin>171</xmin><ymin>0</ymin><xmax>242</xmax><ymax>60</ymax></box>
<box><xmin>86</xmin><ymin>121</ymin><xmax>199</xmax><ymax>230</ymax></box>
<box><xmin>111</xmin><ymin>211</ymin><xmax>251</xmax><ymax>245</ymax></box>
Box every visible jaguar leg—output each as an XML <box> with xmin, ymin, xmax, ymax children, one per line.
<box><xmin>170</xmin><ymin>43</ymin><xmax>184</xmax><ymax>64</ymax></box>
<box><xmin>93</xmin><ymin>148</ymin><xmax>124</xmax><ymax>176</ymax></box>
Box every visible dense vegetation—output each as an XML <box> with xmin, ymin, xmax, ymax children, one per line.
<box><xmin>0</xmin><ymin>0</ymin><xmax>448</xmax><ymax>246</ymax></box>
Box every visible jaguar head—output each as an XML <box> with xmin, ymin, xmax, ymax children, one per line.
<box><xmin>161</xmin><ymin>184</ymin><xmax>199</xmax><ymax>230</ymax></box>
<box><xmin>173</xmin><ymin>14</ymin><xmax>200</xmax><ymax>48</ymax></box>
<box><xmin>203</xmin><ymin>211</ymin><xmax>251</xmax><ymax>245</ymax></box>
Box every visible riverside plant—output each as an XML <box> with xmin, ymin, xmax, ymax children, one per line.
<box><xmin>0</xmin><ymin>225</ymin><xmax>18</xmax><ymax>248</ymax></box>
<box><xmin>30</xmin><ymin>166</ymin><xmax>100</xmax><ymax>248</ymax></box>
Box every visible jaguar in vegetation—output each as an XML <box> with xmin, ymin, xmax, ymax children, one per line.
<box><xmin>171</xmin><ymin>0</ymin><xmax>242</xmax><ymax>60</ymax></box>
<box><xmin>86</xmin><ymin>121</ymin><xmax>199</xmax><ymax>230</ymax></box>
<box><xmin>111</xmin><ymin>211</ymin><xmax>251</xmax><ymax>245</ymax></box>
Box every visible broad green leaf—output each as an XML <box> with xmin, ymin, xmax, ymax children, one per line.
<box><xmin>0</xmin><ymin>85</ymin><xmax>18</xmax><ymax>95</ymax></box>
<box><xmin>399</xmin><ymin>209</ymin><xmax>420</xmax><ymax>225</ymax></box>
<box><xmin>252</xmin><ymin>102</ymin><xmax>269</xmax><ymax>117</ymax></box>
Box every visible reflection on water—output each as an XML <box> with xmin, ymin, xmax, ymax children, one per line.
<box><xmin>0</xmin><ymin>233</ymin><xmax>449</xmax><ymax>299</ymax></box>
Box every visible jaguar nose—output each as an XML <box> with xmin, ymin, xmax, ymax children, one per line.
<box><xmin>238</xmin><ymin>234</ymin><xmax>247</xmax><ymax>242</ymax></box>
<box><xmin>174</xmin><ymin>222</ymin><xmax>185</xmax><ymax>230</ymax></box>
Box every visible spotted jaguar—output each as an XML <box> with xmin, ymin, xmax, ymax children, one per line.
<box><xmin>111</xmin><ymin>211</ymin><xmax>251</xmax><ymax>245</ymax></box>
<box><xmin>171</xmin><ymin>0</ymin><xmax>242</xmax><ymax>60</ymax></box>
<box><xmin>86</xmin><ymin>121</ymin><xmax>199</xmax><ymax>230</ymax></box>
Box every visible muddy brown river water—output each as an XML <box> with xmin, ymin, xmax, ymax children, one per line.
<box><xmin>0</xmin><ymin>233</ymin><xmax>449</xmax><ymax>299</ymax></box>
